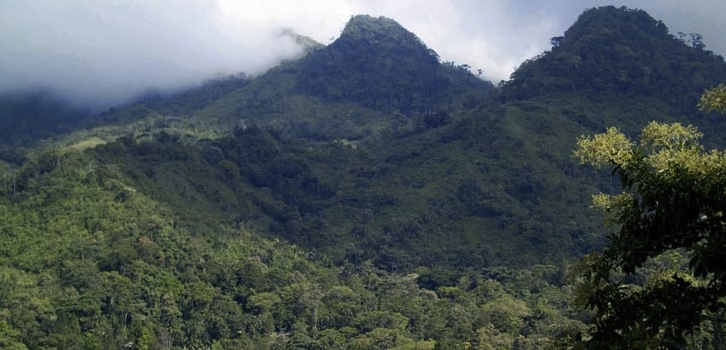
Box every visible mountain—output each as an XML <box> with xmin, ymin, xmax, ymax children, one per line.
<box><xmin>1</xmin><ymin>7</ymin><xmax>726</xmax><ymax>348</ymax></box>
<box><xmin>0</xmin><ymin>89</ymin><xmax>91</xmax><ymax>147</ymax></box>
<box><xmin>279</xmin><ymin>28</ymin><xmax>324</xmax><ymax>54</ymax></box>
<box><xmin>103</xmin><ymin>15</ymin><xmax>491</xmax><ymax>147</ymax></box>
<box><xmin>502</xmin><ymin>6</ymin><xmax>726</xmax><ymax>114</ymax></box>
<box><xmin>9</xmin><ymin>8</ymin><xmax>726</xmax><ymax>269</ymax></box>
<box><xmin>296</xmin><ymin>15</ymin><xmax>493</xmax><ymax>114</ymax></box>
<box><xmin>5</xmin><ymin>7</ymin><xmax>726</xmax><ymax>270</ymax></box>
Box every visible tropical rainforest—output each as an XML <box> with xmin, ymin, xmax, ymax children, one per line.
<box><xmin>2</xmin><ymin>6</ymin><xmax>726</xmax><ymax>349</ymax></box>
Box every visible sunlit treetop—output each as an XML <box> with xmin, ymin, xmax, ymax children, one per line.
<box><xmin>699</xmin><ymin>84</ymin><xmax>726</xmax><ymax>114</ymax></box>
<box><xmin>570</xmin><ymin>117</ymin><xmax>726</xmax><ymax>347</ymax></box>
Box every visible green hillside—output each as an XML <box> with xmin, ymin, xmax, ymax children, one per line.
<box><xmin>502</xmin><ymin>7</ymin><xmax>726</xmax><ymax>113</ymax></box>
<box><xmin>1</xmin><ymin>6</ymin><xmax>725</xmax><ymax>349</ymax></box>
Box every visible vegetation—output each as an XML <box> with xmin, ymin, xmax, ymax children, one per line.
<box><xmin>0</xmin><ymin>147</ymin><xmax>584</xmax><ymax>348</ymax></box>
<box><xmin>568</xmin><ymin>86</ymin><xmax>726</xmax><ymax>348</ymax></box>
<box><xmin>501</xmin><ymin>6</ymin><xmax>726</xmax><ymax>115</ymax></box>
<box><xmin>2</xmin><ymin>6</ymin><xmax>726</xmax><ymax>349</ymax></box>
<box><xmin>571</xmin><ymin>122</ymin><xmax>725</xmax><ymax>348</ymax></box>
<box><xmin>296</xmin><ymin>15</ymin><xmax>493</xmax><ymax>115</ymax></box>
<box><xmin>699</xmin><ymin>84</ymin><xmax>726</xmax><ymax>114</ymax></box>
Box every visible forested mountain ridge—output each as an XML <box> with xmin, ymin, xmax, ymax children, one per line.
<box><xmin>1</xmin><ymin>6</ymin><xmax>726</xmax><ymax>349</ymax></box>
<box><xmin>94</xmin><ymin>15</ymin><xmax>491</xmax><ymax>148</ymax></box>
<box><xmin>296</xmin><ymin>15</ymin><xmax>493</xmax><ymax>114</ymax></box>
<box><xmin>502</xmin><ymin>6</ymin><xmax>726</xmax><ymax>115</ymax></box>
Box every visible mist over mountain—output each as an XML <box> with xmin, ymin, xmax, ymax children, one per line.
<box><xmin>4</xmin><ymin>0</ymin><xmax>725</xmax><ymax>112</ymax></box>
<box><xmin>0</xmin><ymin>89</ymin><xmax>94</xmax><ymax>147</ymax></box>
<box><xmin>0</xmin><ymin>0</ymin><xmax>309</xmax><ymax>109</ymax></box>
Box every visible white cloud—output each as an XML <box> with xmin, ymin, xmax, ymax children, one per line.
<box><xmin>0</xmin><ymin>0</ymin><xmax>306</xmax><ymax>107</ymax></box>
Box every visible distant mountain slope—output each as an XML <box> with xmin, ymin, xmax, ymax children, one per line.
<box><xmin>0</xmin><ymin>90</ymin><xmax>90</xmax><ymax>147</ymax></box>
<box><xmin>296</xmin><ymin>15</ymin><xmax>493</xmax><ymax>114</ymax></box>
<box><xmin>7</xmin><ymin>7</ymin><xmax>726</xmax><ymax>270</ymax></box>
<box><xmin>96</xmin><ymin>15</ymin><xmax>494</xmax><ymax>145</ymax></box>
<box><xmin>501</xmin><ymin>6</ymin><xmax>726</xmax><ymax>114</ymax></box>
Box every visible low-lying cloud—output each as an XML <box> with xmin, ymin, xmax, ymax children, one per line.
<box><xmin>0</xmin><ymin>0</ymin><xmax>305</xmax><ymax>109</ymax></box>
<box><xmin>1</xmin><ymin>0</ymin><xmax>724</xmax><ymax>110</ymax></box>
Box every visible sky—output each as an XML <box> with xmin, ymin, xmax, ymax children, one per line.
<box><xmin>1</xmin><ymin>0</ymin><xmax>725</xmax><ymax>109</ymax></box>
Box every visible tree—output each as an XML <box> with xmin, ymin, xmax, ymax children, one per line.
<box><xmin>699</xmin><ymin>84</ymin><xmax>726</xmax><ymax>114</ymax></box>
<box><xmin>570</xmin><ymin>118</ymin><xmax>726</xmax><ymax>348</ymax></box>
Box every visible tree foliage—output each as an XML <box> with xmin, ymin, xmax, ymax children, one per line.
<box><xmin>0</xmin><ymin>136</ymin><xmax>586</xmax><ymax>348</ymax></box>
<box><xmin>571</xmin><ymin>119</ymin><xmax>726</xmax><ymax>348</ymax></box>
<box><xmin>699</xmin><ymin>84</ymin><xmax>726</xmax><ymax>114</ymax></box>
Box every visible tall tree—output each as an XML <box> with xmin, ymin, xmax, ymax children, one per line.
<box><xmin>569</xmin><ymin>86</ymin><xmax>726</xmax><ymax>348</ymax></box>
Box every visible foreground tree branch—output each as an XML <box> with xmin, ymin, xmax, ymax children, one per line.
<box><xmin>569</xmin><ymin>86</ymin><xmax>726</xmax><ymax>348</ymax></box>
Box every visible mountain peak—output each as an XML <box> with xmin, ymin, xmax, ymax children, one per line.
<box><xmin>559</xmin><ymin>6</ymin><xmax>669</xmax><ymax>49</ymax></box>
<box><xmin>295</xmin><ymin>14</ymin><xmax>491</xmax><ymax>114</ymax></box>
<box><xmin>335</xmin><ymin>15</ymin><xmax>435</xmax><ymax>57</ymax></box>
<box><xmin>501</xmin><ymin>6</ymin><xmax>726</xmax><ymax>112</ymax></box>
<box><xmin>341</xmin><ymin>15</ymin><xmax>402</xmax><ymax>36</ymax></box>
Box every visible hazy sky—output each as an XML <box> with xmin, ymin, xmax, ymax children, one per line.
<box><xmin>1</xmin><ymin>0</ymin><xmax>725</xmax><ymax>109</ymax></box>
